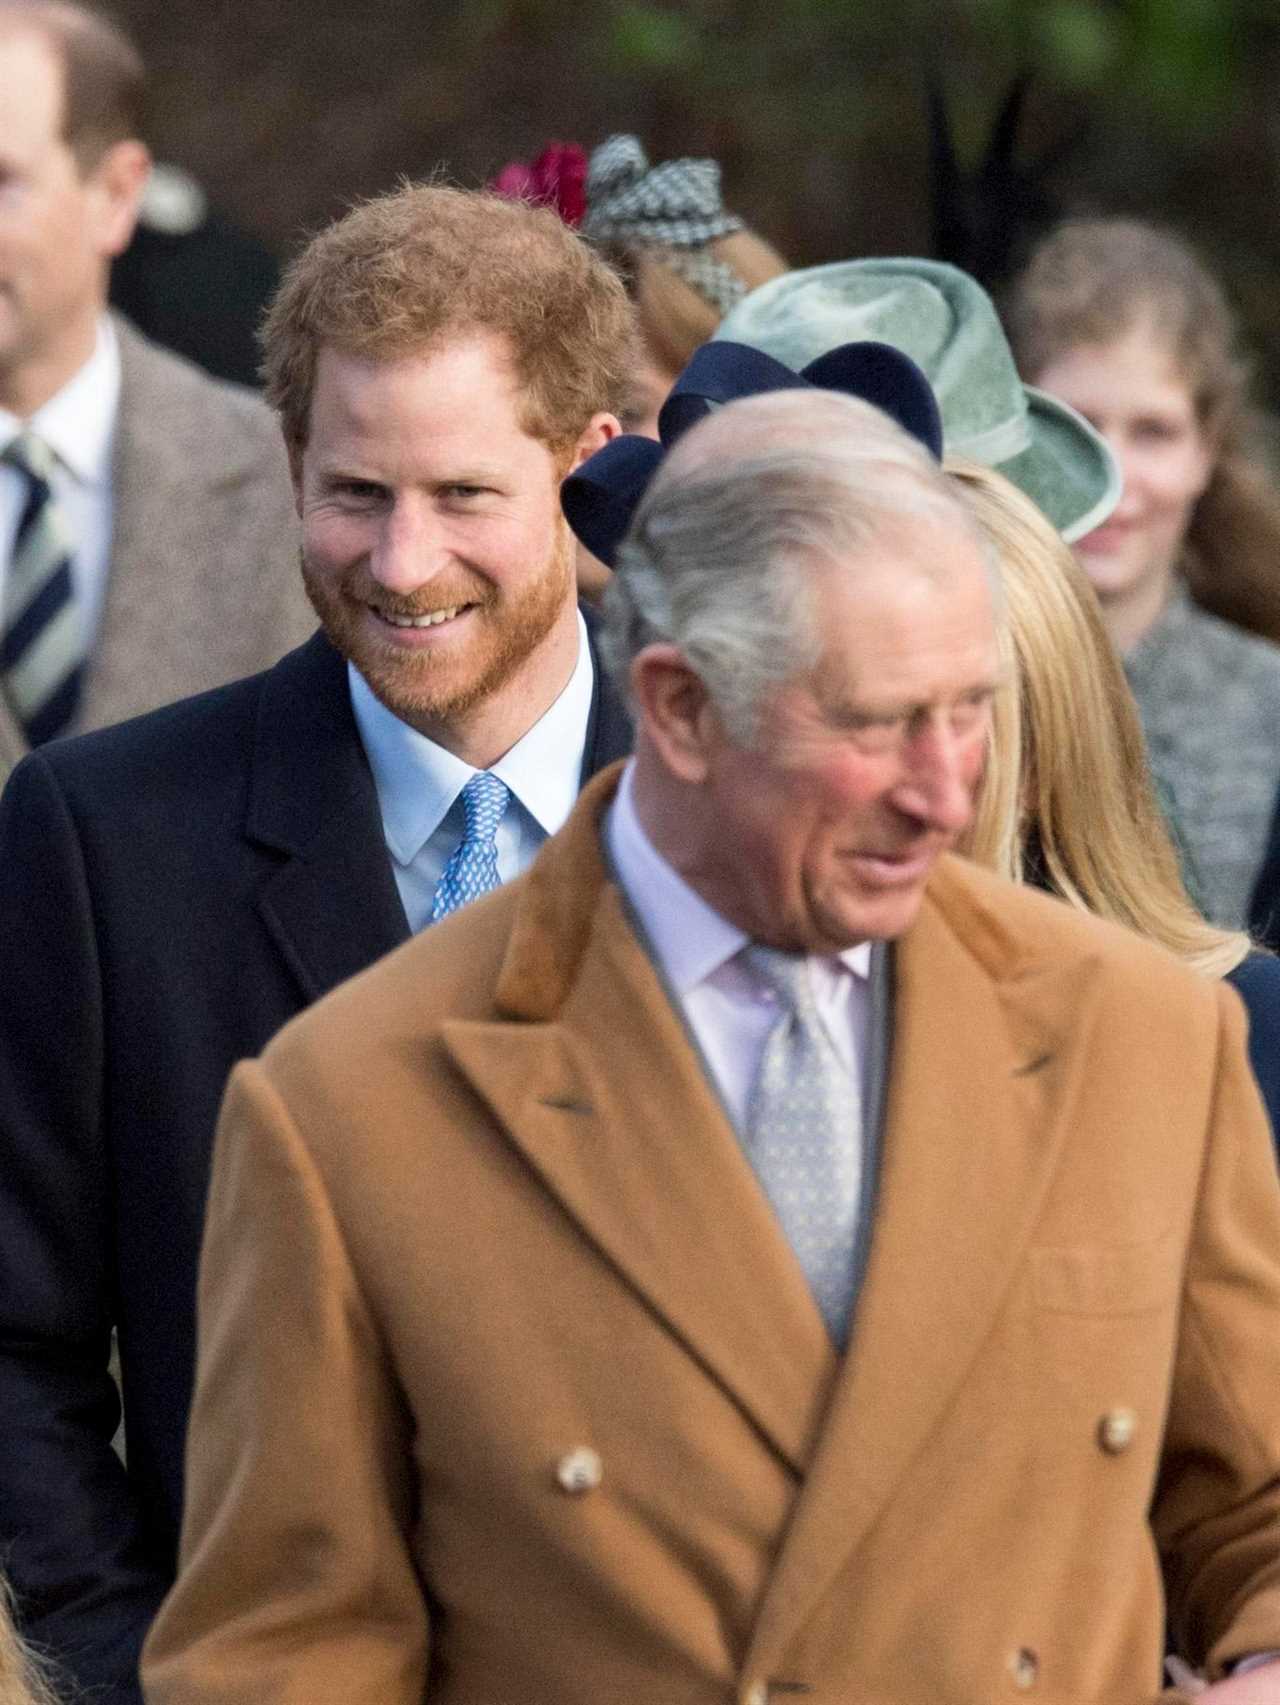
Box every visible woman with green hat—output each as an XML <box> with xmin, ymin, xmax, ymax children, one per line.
<box><xmin>714</xmin><ymin>255</ymin><xmax>1120</xmax><ymax>545</ymax></box>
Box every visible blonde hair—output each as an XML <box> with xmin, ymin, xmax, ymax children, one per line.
<box><xmin>0</xmin><ymin>1577</ymin><xmax>59</xmax><ymax>1705</ymax></box>
<box><xmin>951</xmin><ymin>456</ymin><xmax>1249</xmax><ymax>979</ymax></box>
<box><xmin>603</xmin><ymin>228</ymin><xmax>788</xmax><ymax>376</ymax></box>
<box><xmin>1006</xmin><ymin>217</ymin><xmax>1280</xmax><ymax>645</ymax></box>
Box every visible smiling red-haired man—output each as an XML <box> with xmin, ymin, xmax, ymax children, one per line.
<box><xmin>0</xmin><ymin>180</ymin><xmax>637</xmax><ymax>1705</ymax></box>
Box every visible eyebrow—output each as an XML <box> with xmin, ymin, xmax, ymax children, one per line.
<box><xmin>313</xmin><ymin>464</ymin><xmax>506</xmax><ymax>487</ymax></box>
<box><xmin>828</xmin><ymin>679</ymin><xmax>1002</xmax><ymax>721</ymax></box>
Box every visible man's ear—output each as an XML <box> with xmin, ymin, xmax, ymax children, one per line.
<box><xmin>567</xmin><ymin>412</ymin><xmax>621</xmax><ymax>473</ymax></box>
<box><xmin>87</xmin><ymin>140</ymin><xmax>152</xmax><ymax>260</ymax></box>
<box><xmin>629</xmin><ymin>643</ymin><xmax>722</xmax><ymax>784</ymax></box>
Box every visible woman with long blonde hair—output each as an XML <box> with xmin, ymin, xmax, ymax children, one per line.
<box><xmin>951</xmin><ymin>456</ymin><xmax>1280</xmax><ymax>1141</ymax></box>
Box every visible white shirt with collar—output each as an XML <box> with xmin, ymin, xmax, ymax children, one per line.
<box><xmin>0</xmin><ymin>315</ymin><xmax>120</xmax><ymax>648</ymax></box>
<box><xmin>350</xmin><ymin>609</ymin><xmax>595</xmax><ymax>932</ymax></box>
<box><xmin>605</xmin><ymin>757</ymin><xmax>871</xmax><ymax>1133</ymax></box>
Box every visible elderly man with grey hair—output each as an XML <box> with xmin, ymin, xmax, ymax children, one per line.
<box><xmin>143</xmin><ymin>390</ymin><xmax>1280</xmax><ymax>1705</ymax></box>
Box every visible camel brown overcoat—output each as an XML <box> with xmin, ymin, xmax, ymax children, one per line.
<box><xmin>143</xmin><ymin>768</ymin><xmax>1280</xmax><ymax>1705</ymax></box>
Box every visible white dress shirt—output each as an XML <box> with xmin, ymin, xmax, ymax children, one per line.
<box><xmin>350</xmin><ymin>610</ymin><xmax>595</xmax><ymax>931</ymax></box>
<box><xmin>605</xmin><ymin>758</ymin><xmax>871</xmax><ymax>1132</ymax></box>
<box><xmin>0</xmin><ymin>316</ymin><xmax>119</xmax><ymax>647</ymax></box>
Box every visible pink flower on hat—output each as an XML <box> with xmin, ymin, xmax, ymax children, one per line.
<box><xmin>491</xmin><ymin>143</ymin><xmax>588</xmax><ymax>227</ymax></box>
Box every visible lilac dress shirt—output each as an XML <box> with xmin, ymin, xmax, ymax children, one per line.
<box><xmin>604</xmin><ymin>759</ymin><xmax>871</xmax><ymax>1133</ymax></box>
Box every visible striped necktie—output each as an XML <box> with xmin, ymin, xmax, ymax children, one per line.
<box><xmin>2</xmin><ymin>432</ymin><xmax>84</xmax><ymax>745</ymax></box>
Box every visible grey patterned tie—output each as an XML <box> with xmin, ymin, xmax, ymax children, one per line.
<box><xmin>2</xmin><ymin>432</ymin><xmax>84</xmax><ymax>745</ymax></box>
<box><xmin>742</xmin><ymin>944</ymin><xmax>863</xmax><ymax>1343</ymax></box>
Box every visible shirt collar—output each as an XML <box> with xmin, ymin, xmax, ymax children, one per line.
<box><xmin>0</xmin><ymin>316</ymin><xmax>120</xmax><ymax>485</ymax></box>
<box><xmin>349</xmin><ymin>609</ymin><xmax>594</xmax><ymax>865</ymax></box>
<box><xmin>606</xmin><ymin>758</ymin><xmax>872</xmax><ymax>994</ymax></box>
<box><xmin>489</xmin><ymin>609</ymin><xmax>594</xmax><ymax>835</ymax></box>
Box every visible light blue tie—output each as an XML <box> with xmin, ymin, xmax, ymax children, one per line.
<box><xmin>742</xmin><ymin>944</ymin><xmax>863</xmax><ymax>1343</ymax></box>
<box><xmin>430</xmin><ymin>771</ymin><xmax>512</xmax><ymax>922</ymax></box>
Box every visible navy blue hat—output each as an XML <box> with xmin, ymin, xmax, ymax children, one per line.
<box><xmin>562</xmin><ymin>338</ymin><xmax>943</xmax><ymax>568</ymax></box>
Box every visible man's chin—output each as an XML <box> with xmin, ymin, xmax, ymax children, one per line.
<box><xmin>353</xmin><ymin>649</ymin><xmax>485</xmax><ymax>731</ymax></box>
<box><xmin>819</xmin><ymin>881</ymin><xmax>933</xmax><ymax>949</ymax></box>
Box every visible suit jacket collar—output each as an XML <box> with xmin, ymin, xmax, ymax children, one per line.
<box><xmin>0</xmin><ymin>318</ymin><xmax>206</xmax><ymax>775</ymax></box>
<box><xmin>87</xmin><ymin>316</ymin><xmax>270</xmax><ymax>733</ymax></box>
<box><xmin>444</xmin><ymin>778</ymin><xmax>840</xmax><ymax>1474</ymax></box>
<box><xmin>579</xmin><ymin>602</ymin><xmax>632</xmax><ymax>777</ymax></box>
<box><xmin>247</xmin><ymin>618</ymin><xmax>631</xmax><ymax>1006</ymax></box>
<box><xmin>248</xmin><ymin>631</ymin><xmax>410</xmax><ymax>1003</ymax></box>
<box><xmin>441</xmin><ymin>775</ymin><xmax>1082</xmax><ymax>1668</ymax></box>
<box><xmin>0</xmin><ymin>694</ymin><xmax>22</xmax><ymax>777</ymax></box>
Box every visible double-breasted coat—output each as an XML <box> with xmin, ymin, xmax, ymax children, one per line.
<box><xmin>144</xmin><ymin>768</ymin><xmax>1280</xmax><ymax>1705</ymax></box>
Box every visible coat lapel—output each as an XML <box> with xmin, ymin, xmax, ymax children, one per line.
<box><xmin>250</xmin><ymin>613</ymin><xmax>625</xmax><ymax>1005</ymax></box>
<box><xmin>84</xmin><ymin>318</ymin><xmax>263</xmax><ymax>730</ymax></box>
<box><xmin>580</xmin><ymin>605</ymin><xmax>632</xmax><ymax>779</ymax></box>
<box><xmin>443</xmin><ymin>773</ymin><xmax>837</xmax><ymax>1474</ymax></box>
<box><xmin>0</xmin><ymin>693</ymin><xmax>25</xmax><ymax>784</ymax></box>
<box><xmin>249</xmin><ymin>634</ymin><xmax>409</xmax><ymax>1002</ymax></box>
<box><xmin>742</xmin><ymin>859</ymin><xmax>1088</xmax><ymax>1677</ymax></box>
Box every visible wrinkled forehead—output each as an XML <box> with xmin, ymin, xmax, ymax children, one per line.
<box><xmin>805</xmin><ymin>515</ymin><xmax>1000</xmax><ymax>680</ymax></box>
<box><xmin>816</xmin><ymin>502</ymin><xmax>997</xmax><ymax>602</ymax></box>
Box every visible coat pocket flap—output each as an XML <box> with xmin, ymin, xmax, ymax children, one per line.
<box><xmin>1033</xmin><ymin>1224</ymin><xmax>1184</xmax><ymax>1315</ymax></box>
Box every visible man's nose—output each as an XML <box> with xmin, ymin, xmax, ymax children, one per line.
<box><xmin>893</xmin><ymin>721</ymin><xmax>980</xmax><ymax>833</ymax></box>
<box><xmin>368</xmin><ymin>497</ymin><xmax>448</xmax><ymax>594</ymax></box>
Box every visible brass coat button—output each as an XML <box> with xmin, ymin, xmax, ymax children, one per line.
<box><xmin>555</xmin><ymin>1446</ymin><xmax>602</xmax><ymax>1493</ymax></box>
<box><xmin>1010</xmin><ymin>1647</ymin><xmax>1039</xmax><ymax>1690</ymax></box>
<box><xmin>1098</xmin><ymin>1407</ymin><xmax>1138</xmax><ymax>1454</ymax></box>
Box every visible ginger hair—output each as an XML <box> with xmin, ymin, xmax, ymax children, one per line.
<box><xmin>262</xmin><ymin>181</ymin><xmax>638</xmax><ymax>455</ymax></box>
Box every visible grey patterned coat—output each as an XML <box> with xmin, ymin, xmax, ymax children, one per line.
<box><xmin>1126</xmin><ymin>586</ymin><xmax>1280</xmax><ymax>930</ymax></box>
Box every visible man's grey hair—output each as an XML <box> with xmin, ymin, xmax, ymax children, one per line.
<box><xmin>602</xmin><ymin>389</ymin><xmax>995</xmax><ymax>744</ymax></box>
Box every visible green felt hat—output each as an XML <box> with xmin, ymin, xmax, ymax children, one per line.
<box><xmin>714</xmin><ymin>257</ymin><xmax>1120</xmax><ymax>543</ymax></box>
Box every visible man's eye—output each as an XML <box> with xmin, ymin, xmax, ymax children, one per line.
<box><xmin>330</xmin><ymin>480</ymin><xmax>384</xmax><ymax>503</ymax></box>
<box><xmin>954</xmin><ymin>690</ymin><xmax>992</xmax><ymax>722</ymax></box>
<box><xmin>949</xmin><ymin>704</ymin><xmax>984</xmax><ymax>735</ymax></box>
<box><xmin>839</xmin><ymin>714</ymin><xmax>903</xmax><ymax>746</ymax></box>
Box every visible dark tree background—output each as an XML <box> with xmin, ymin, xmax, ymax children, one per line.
<box><xmin>112</xmin><ymin>0</ymin><xmax>1280</xmax><ymax>395</ymax></box>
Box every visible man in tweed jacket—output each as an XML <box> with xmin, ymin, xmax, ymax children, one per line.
<box><xmin>0</xmin><ymin>1</ymin><xmax>309</xmax><ymax>780</ymax></box>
